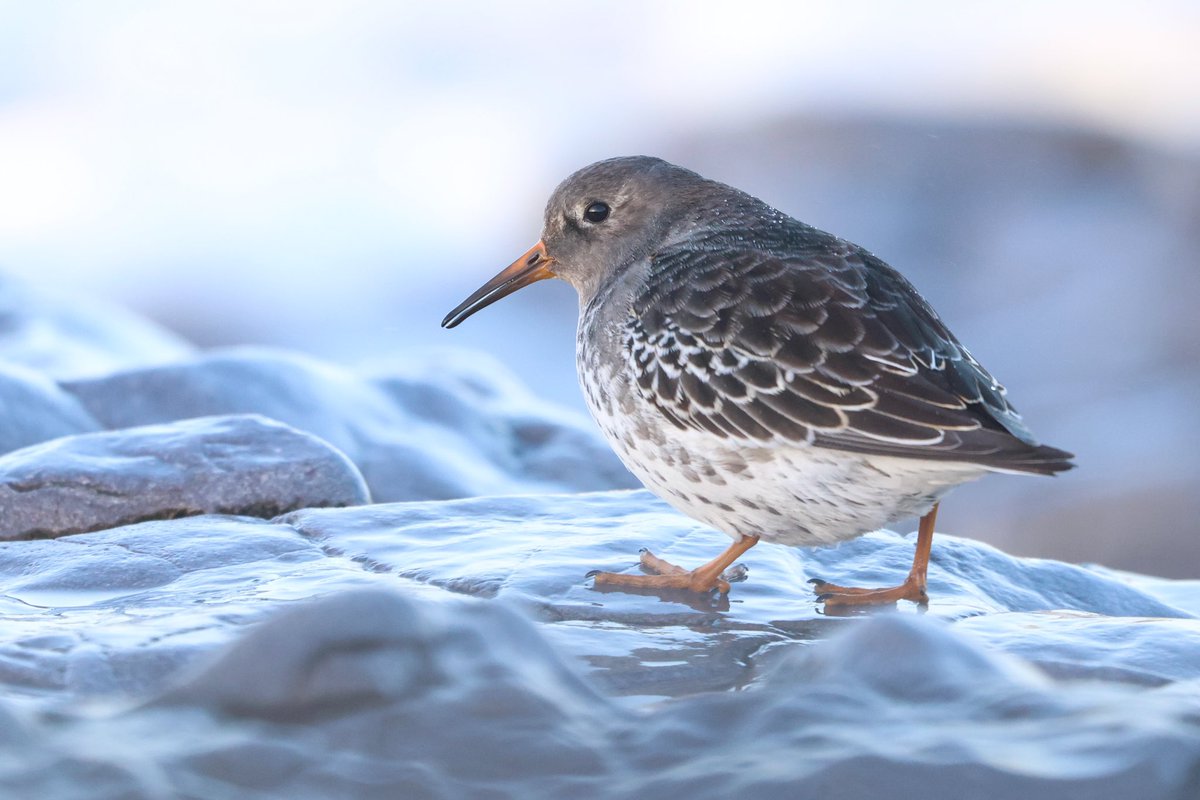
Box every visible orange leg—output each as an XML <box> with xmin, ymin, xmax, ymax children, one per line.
<box><xmin>589</xmin><ymin>535</ymin><xmax>759</xmax><ymax>594</ymax></box>
<box><xmin>809</xmin><ymin>504</ymin><xmax>938</xmax><ymax>608</ymax></box>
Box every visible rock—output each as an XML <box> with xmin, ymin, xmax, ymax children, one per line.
<box><xmin>0</xmin><ymin>515</ymin><xmax>364</xmax><ymax>698</ymax></box>
<box><xmin>0</xmin><ymin>363</ymin><xmax>99</xmax><ymax>454</ymax></box>
<box><xmin>955</xmin><ymin>611</ymin><xmax>1200</xmax><ymax>686</ymax></box>
<box><xmin>61</xmin><ymin>346</ymin><xmax>639</xmax><ymax>502</ymax></box>
<box><xmin>0</xmin><ymin>490</ymin><xmax>1193</xmax><ymax>707</ymax></box>
<box><xmin>363</xmin><ymin>349</ymin><xmax>639</xmax><ymax>495</ymax></box>
<box><xmin>0</xmin><ymin>414</ymin><xmax>369</xmax><ymax>540</ymax></box>
<box><xmin>1</xmin><ymin>588</ymin><xmax>1198</xmax><ymax>800</ymax></box>
<box><xmin>0</xmin><ymin>271</ymin><xmax>192</xmax><ymax>379</ymax></box>
<box><xmin>281</xmin><ymin>490</ymin><xmax>1195</xmax><ymax>697</ymax></box>
<box><xmin>674</xmin><ymin>614</ymin><xmax>1200</xmax><ymax>800</ymax></box>
<box><xmin>0</xmin><ymin>490</ymin><xmax>1197</xmax><ymax>798</ymax></box>
<box><xmin>153</xmin><ymin>589</ymin><xmax>608</xmax><ymax>725</ymax></box>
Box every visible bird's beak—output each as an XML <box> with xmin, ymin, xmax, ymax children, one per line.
<box><xmin>441</xmin><ymin>240</ymin><xmax>556</xmax><ymax>329</ymax></box>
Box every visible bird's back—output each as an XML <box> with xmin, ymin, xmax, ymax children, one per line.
<box><xmin>610</xmin><ymin>209</ymin><xmax>1074</xmax><ymax>476</ymax></box>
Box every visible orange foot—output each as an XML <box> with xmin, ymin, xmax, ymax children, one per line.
<box><xmin>808</xmin><ymin>575</ymin><xmax>929</xmax><ymax>608</ymax></box>
<box><xmin>587</xmin><ymin>536</ymin><xmax>758</xmax><ymax>595</ymax></box>
<box><xmin>809</xmin><ymin>503</ymin><xmax>940</xmax><ymax>611</ymax></box>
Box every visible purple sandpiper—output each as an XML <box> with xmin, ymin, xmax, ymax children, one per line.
<box><xmin>442</xmin><ymin>156</ymin><xmax>1074</xmax><ymax>608</ymax></box>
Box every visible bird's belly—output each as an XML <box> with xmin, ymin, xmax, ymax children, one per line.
<box><xmin>588</xmin><ymin>400</ymin><xmax>984</xmax><ymax>548</ymax></box>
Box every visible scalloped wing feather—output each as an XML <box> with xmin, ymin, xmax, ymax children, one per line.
<box><xmin>624</xmin><ymin>236</ymin><xmax>1074</xmax><ymax>474</ymax></box>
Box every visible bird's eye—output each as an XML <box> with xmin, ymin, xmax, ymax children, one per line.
<box><xmin>583</xmin><ymin>201</ymin><xmax>610</xmax><ymax>224</ymax></box>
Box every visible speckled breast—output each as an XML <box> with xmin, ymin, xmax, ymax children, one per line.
<box><xmin>575</xmin><ymin>298</ymin><xmax>982</xmax><ymax>548</ymax></box>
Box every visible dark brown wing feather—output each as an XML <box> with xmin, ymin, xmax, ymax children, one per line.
<box><xmin>624</xmin><ymin>228</ymin><xmax>1074</xmax><ymax>475</ymax></box>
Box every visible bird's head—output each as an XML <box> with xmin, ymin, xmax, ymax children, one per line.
<box><xmin>441</xmin><ymin>156</ymin><xmax>705</xmax><ymax>328</ymax></box>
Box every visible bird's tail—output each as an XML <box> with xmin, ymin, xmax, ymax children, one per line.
<box><xmin>989</xmin><ymin>443</ymin><xmax>1076</xmax><ymax>476</ymax></box>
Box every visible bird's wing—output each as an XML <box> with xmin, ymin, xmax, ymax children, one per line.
<box><xmin>624</xmin><ymin>236</ymin><xmax>1072</xmax><ymax>473</ymax></box>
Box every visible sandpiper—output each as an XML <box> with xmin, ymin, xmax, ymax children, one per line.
<box><xmin>442</xmin><ymin>156</ymin><xmax>1074</xmax><ymax>608</ymax></box>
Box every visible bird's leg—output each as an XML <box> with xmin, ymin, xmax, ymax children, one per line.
<box><xmin>809</xmin><ymin>504</ymin><xmax>938</xmax><ymax>608</ymax></box>
<box><xmin>589</xmin><ymin>535</ymin><xmax>759</xmax><ymax>594</ymax></box>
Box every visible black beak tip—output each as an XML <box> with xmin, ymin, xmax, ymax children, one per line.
<box><xmin>441</xmin><ymin>311</ymin><xmax>465</xmax><ymax>330</ymax></box>
<box><xmin>441</xmin><ymin>302</ymin><xmax>474</xmax><ymax>329</ymax></box>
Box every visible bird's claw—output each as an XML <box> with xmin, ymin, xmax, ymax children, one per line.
<box><xmin>720</xmin><ymin>563</ymin><xmax>750</xmax><ymax>584</ymax></box>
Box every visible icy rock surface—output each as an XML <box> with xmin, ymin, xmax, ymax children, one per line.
<box><xmin>0</xmin><ymin>414</ymin><xmax>369</xmax><ymax>541</ymax></box>
<box><xmin>0</xmin><ymin>491</ymin><xmax>1197</xmax><ymax>798</ymax></box>
<box><xmin>61</xmin><ymin>347</ymin><xmax>639</xmax><ymax>501</ymax></box>
<box><xmin>0</xmin><ymin>272</ymin><xmax>192</xmax><ymax>379</ymax></box>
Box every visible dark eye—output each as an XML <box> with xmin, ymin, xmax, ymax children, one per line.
<box><xmin>583</xmin><ymin>201</ymin><xmax>610</xmax><ymax>223</ymax></box>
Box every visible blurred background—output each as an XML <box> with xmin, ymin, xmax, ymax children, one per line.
<box><xmin>1</xmin><ymin>1</ymin><xmax>1197</xmax><ymax>575</ymax></box>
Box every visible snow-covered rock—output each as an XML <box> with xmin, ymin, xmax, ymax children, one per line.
<box><xmin>61</xmin><ymin>347</ymin><xmax>638</xmax><ymax>502</ymax></box>
<box><xmin>0</xmin><ymin>414</ymin><xmax>369</xmax><ymax>541</ymax></box>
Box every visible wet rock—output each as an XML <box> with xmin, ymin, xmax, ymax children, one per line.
<box><xmin>154</xmin><ymin>589</ymin><xmax>609</xmax><ymax>726</ymax></box>
<box><xmin>0</xmin><ymin>414</ymin><xmax>369</xmax><ymax>541</ymax></box>
<box><xmin>0</xmin><ymin>271</ymin><xmax>192</xmax><ymax>379</ymax></box>
<box><xmin>1</xmin><ymin>490</ymin><xmax>1193</xmax><ymax>709</ymax></box>
<box><xmin>0</xmin><ymin>489</ymin><xmax>1197</xmax><ymax>799</ymax></box>
<box><xmin>282</xmin><ymin>490</ymin><xmax>1195</xmax><ymax>696</ymax></box>
<box><xmin>0</xmin><ymin>515</ymin><xmax>373</xmax><ymax>698</ymax></box>
<box><xmin>3</xmin><ymin>589</ymin><xmax>1198</xmax><ymax>800</ymax></box>
<box><xmin>956</xmin><ymin>611</ymin><xmax>1200</xmax><ymax>686</ymax></box>
<box><xmin>0</xmin><ymin>363</ymin><xmax>99</xmax><ymax>454</ymax></box>
<box><xmin>662</xmin><ymin>614</ymin><xmax>1200</xmax><ymax>800</ymax></box>
<box><xmin>61</xmin><ymin>347</ymin><xmax>638</xmax><ymax>501</ymax></box>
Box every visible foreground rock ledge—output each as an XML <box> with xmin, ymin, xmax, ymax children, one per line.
<box><xmin>2</xmin><ymin>588</ymin><xmax>1198</xmax><ymax>800</ymax></box>
<box><xmin>0</xmin><ymin>413</ymin><xmax>370</xmax><ymax>540</ymax></box>
<box><xmin>0</xmin><ymin>491</ymin><xmax>1197</xmax><ymax>799</ymax></box>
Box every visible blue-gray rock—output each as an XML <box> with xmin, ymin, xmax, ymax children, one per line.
<box><xmin>0</xmin><ymin>414</ymin><xmax>369</xmax><ymax>541</ymax></box>
<box><xmin>61</xmin><ymin>346</ymin><xmax>638</xmax><ymax>501</ymax></box>
<box><xmin>0</xmin><ymin>490</ymin><xmax>1197</xmax><ymax>799</ymax></box>
<box><xmin>0</xmin><ymin>490</ymin><xmax>1194</xmax><ymax>706</ymax></box>
<box><xmin>1</xmin><ymin>587</ymin><xmax>1198</xmax><ymax>800</ymax></box>
<box><xmin>0</xmin><ymin>363</ymin><xmax>99</xmax><ymax>454</ymax></box>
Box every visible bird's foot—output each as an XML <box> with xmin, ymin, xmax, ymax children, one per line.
<box><xmin>587</xmin><ymin>548</ymin><xmax>746</xmax><ymax>594</ymax></box>
<box><xmin>808</xmin><ymin>574</ymin><xmax>928</xmax><ymax>609</ymax></box>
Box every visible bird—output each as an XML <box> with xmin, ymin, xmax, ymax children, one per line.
<box><xmin>441</xmin><ymin>156</ymin><xmax>1074</xmax><ymax>608</ymax></box>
